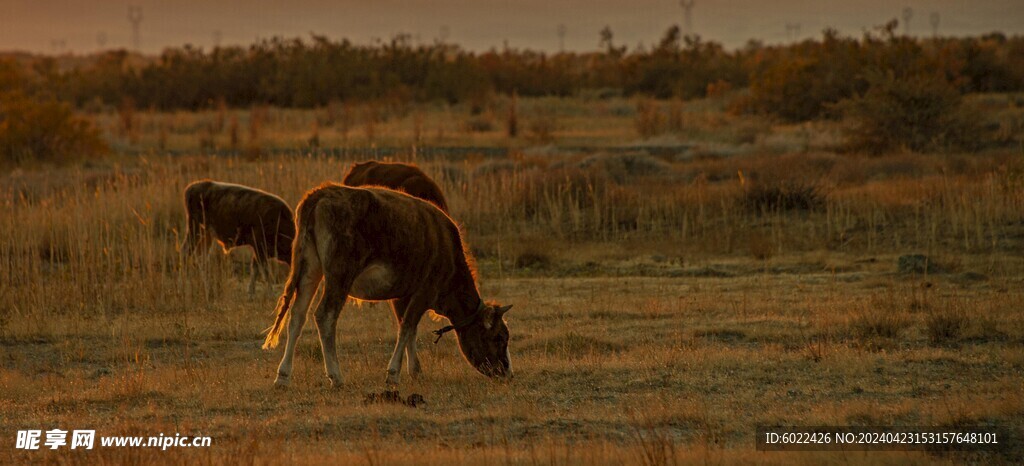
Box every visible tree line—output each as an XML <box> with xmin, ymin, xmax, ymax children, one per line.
<box><xmin>4</xmin><ymin>22</ymin><xmax>1024</xmax><ymax>124</ymax></box>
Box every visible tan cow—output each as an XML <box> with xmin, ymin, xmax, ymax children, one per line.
<box><xmin>263</xmin><ymin>183</ymin><xmax>512</xmax><ymax>387</ymax></box>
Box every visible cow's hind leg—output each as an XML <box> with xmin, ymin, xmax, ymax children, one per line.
<box><xmin>390</xmin><ymin>297</ymin><xmax>426</xmax><ymax>379</ymax></box>
<box><xmin>386</xmin><ymin>296</ymin><xmax>429</xmax><ymax>385</ymax></box>
<box><xmin>274</xmin><ymin>266</ymin><xmax>323</xmax><ymax>387</ymax></box>
<box><xmin>314</xmin><ymin>274</ymin><xmax>354</xmax><ymax>388</ymax></box>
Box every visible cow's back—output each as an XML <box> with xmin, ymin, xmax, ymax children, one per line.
<box><xmin>301</xmin><ymin>184</ymin><xmax>462</xmax><ymax>289</ymax></box>
<box><xmin>342</xmin><ymin>161</ymin><xmax>449</xmax><ymax>213</ymax></box>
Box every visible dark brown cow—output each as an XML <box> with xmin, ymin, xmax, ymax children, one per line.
<box><xmin>342</xmin><ymin>161</ymin><xmax>450</xmax><ymax>213</ymax></box>
<box><xmin>182</xmin><ymin>180</ymin><xmax>295</xmax><ymax>294</ymax></box>
<box><xmin>262</xmin><ymin>184</ymin><xmax>512</xmax><ymax>387</ymax></box>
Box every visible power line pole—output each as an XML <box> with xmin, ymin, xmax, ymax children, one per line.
<box><xmin>929</xmin><ymin>12</ymin><xmax>940</xmax><ymax>37</ymax></box>
<box><xmin>785</xmin><ymin>23</ymin><xmax>801</xmax><ymax>42</ymax></box>
<box><xmin>50</xmin><ymin>39</ymin><xmax>66</xmax><ymax>54</ymax></box>
<box><xmin>128</xmin><ymin>5</ymin><xmax>143</xmax><ymax>51</ymax></box>
<box><xmin>557</xmin><ymin>23</ymin><xmax>567</xmax><ymax>53</ymax></box>
<box><xmin>213</xmin><ymin>30</ymin><xmax>222</xmax><ymax>48</ymax></box>
<box><xmin>902</xmin><ymin>7</ymin><xmax>913</xmax><ymax>36</ymax></box>
<box><xmin>97</xmin><ymin>32</ymin><xmax>108</xmax><ymax>50</ymax></box>
<box><xmin>679</xmin><ymin>0</ymin><xmax>695</xmax><ymax>35</ymax></box>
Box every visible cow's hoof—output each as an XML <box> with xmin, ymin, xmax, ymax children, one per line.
<box><xmin>327</xmin><ymin>375</ymin><xmax>343</xmax><ymax>389</ymax></box>
<box><xmin>274</xmin><ymin>374</ymin><xmax>291</xmax><ymax>388</ymax></box>
<box><xmin>385</xmin><ymin>369</ymin><xmax>400</xmax><ymax>386</ymax></box>
<box><xmin>408</xmin><ymin>366</ymin><xmax>422</xmax><ymax>379</ymax></box>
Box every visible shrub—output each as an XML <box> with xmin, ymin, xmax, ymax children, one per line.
<box><xmin>745</xmin><ymin>30</ymin><xmax>869</xmax><ymax>121</ymax></box>
<box><xmin>0</xmin><ymin>91</ymin><xmax>107</xmax><ymax>166</ymax></box>
<box><xmin>464</xmin><ymin>114</ymin><xmax>495</xmax><ymax>133</ymax></box>
<box><xmin>527</xmin><ymin>111</ymin><xmax>557</xmax><ymax>144</ymax></box>
<box><xmin>506</xmin><ymin>92</ymin><xmax>519</xmax><ymax>138</ymax></box>
<box><xmin>838</xmin><ymin>72</ymin><xmax>982</xmax><ymax>153</ymax></box>
<box><xmin>577</xmin><ymin>152</ymin><xmax>670</xmax><ymax>183</ymax></box>
<box><xmin>742</xmin><ymin>180</ymin><xmax>826</xmax><ymax>212</ymax></box>
<box><xmin>634</xmin><ymin>98</ymin><xmax>662</xmax><ymax>138</ymax></box>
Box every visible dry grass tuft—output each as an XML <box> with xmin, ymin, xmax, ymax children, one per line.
<box><xmin>924</xmin><ymin>299</ymin><xmax>969</xmax><ymax>346</ymax></box>
<box><xmin>848</xmin><ymin>306</ymin><xmax>912</xmax><ymax>342</ymax></box>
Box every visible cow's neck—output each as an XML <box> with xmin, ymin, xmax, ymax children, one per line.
<box><xmin>439</xmin><ymin>285</ymin><xmax>483</xmax><ymax>327</ymax></box>
<box><xmin>438</xmin><ymin>249</ymin><xmax>484</xmax><ymax>327</ymax></box>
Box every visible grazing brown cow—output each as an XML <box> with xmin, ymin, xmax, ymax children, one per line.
<box><xmin>342</xmin><ymin>161</ymin><xmax>450</xmax><ymax>213</ymax></box>
<box><xmin>182</xmin><ymin>180</ymin><xmax>295</xmax><ymax>294</ymax></box>
<box><xmin>262</xmin><ymin>183</ymin><xmax>512</xmax><ymax>387</ymax></box>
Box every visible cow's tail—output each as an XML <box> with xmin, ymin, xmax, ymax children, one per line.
<box><xmin>261</xmin><ymin>261</ymin><xmax>302</xmax><ymax>349</ymax></box>
<box><xmin>262</xmin><ymin>194</ymin><xmax>319</xmax><ymax>349</ymax></box>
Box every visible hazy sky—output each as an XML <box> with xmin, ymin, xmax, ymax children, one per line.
<box><xmin>1</xmin><ymin>0</ymin><xmax>1022</xmax><ymax>54</ymax></box>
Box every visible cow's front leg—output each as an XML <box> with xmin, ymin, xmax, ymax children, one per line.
<box><xmin>386</xmin><ymin>297</ymin><xmax>427</xmax><ymax>385</ymax></box>
<box><xmin>405</xmin><ymin>329</ymin><xmax>421</xmax><ymax>378</ymax></box>
<box><xmin>386</xmin><ymin>324</ymin><xmax>415</xmax><ymax>386</ymax></box>
<box><xmin>403</xmin><ymin>309</ymin><xmax>427</xmax><ymax>379</ymax></box>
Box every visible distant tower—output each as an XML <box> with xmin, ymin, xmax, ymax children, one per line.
<box><xmin>679</xmin><ymin>0</ymin><xmax>695</xmax><ymax>35</ymax></box>
<box><xmin>785</xmin><ymin>23</ymin><xmax>802</xmax><ymax>42</ymax></box>
<box><xmin>929</xmin><ymin>12</ymin><xmax>940</xmax><ymax>37</ymax></box>
<box><xmin>97</xmin><ymin>31</ymin><xmax>108</xmax><ymax>50</ymax></box>
<box><xmin>557</xmin><ymin>23</ymin><xmax>567</xmax><ymax>53</ymax></box>
<box><xmin>213</xmin><ymin>30</ymin><xmax>222</xmax><ymax>48</ymax></box>
<box><xmin>128</xmin><ymin>5</ymin><xmax>143</xmax><ymax>51</ymax></box>
<box><xmin>902</xmin><ymin>7</ymin><xmax>913</xmax><ymax>36</ymax></box>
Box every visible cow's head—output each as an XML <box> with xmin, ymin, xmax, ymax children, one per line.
<box><xmin>455</xmin><ymin>303</ymin><xmax>513</xmax><ymax>379</ymax></box>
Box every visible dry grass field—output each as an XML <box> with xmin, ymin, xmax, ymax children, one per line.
<box><xmin>2</xmin><ymin>98</ymin><xmax>1024</xmax><ymax>464</ymax></box>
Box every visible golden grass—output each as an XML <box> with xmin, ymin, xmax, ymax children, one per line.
<box><xmin>1</xmin><ymin>138</ymin><xmax>1023</xmax><ymax>463</ymax></box>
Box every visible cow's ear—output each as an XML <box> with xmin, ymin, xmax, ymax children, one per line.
<box><xmin>497</xmin><ymin>305</ymin><xmax>513</xmax><ymax>316</ymax></box>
